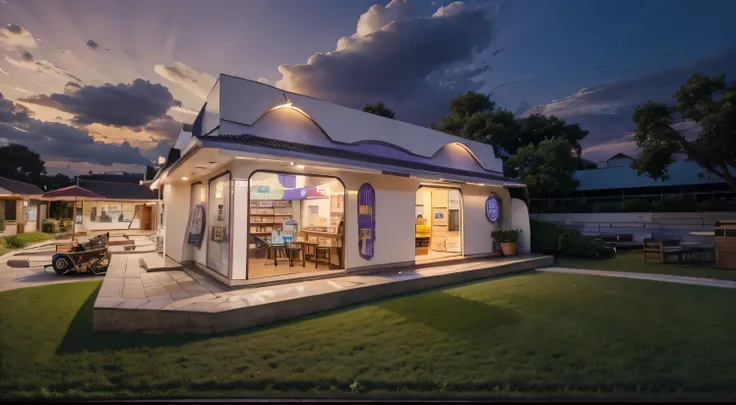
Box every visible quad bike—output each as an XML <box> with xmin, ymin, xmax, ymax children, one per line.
<box><xmin>44</xmin><ymin>232</ymin><xmax>111</xmax><ymax>276</ymax></box>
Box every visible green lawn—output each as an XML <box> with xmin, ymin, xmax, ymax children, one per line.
<box><xmin>2</xmin><ymin>273</ymin><xmax>736</xmax><ymax>400</ymax></box>
<box><xmin>0</xmin><ymin>231</ymin><xmax>56</xmax><ymax>256</ymax></box>
<box><xmin>558</xmin><ymin>251</ymin><xmax>736</xmax><ymax>281</ymax></box>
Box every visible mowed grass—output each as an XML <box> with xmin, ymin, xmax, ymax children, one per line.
<box><xmin>2</xmin><ymin>272</ymin><xmax>736</xmax><ymax>400</ymax></box>
<box><xmin>558</xmin><ymin>250</ymin><xmax>736</xmax><ymax>281</ymax></box>
<box><xmin>0</xmin><ymin>231</ymin><xmax>56</xmax><ymax>255</ymax></box>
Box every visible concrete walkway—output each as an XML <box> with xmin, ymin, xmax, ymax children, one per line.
<box><xmin>541</xmin><ymin>267</ymin><xmax>736</xmax><ymax>289</ymax></box>
<box><xmin>94</xmin><ymin>254</ymin><xmax>553</xmax><ymax>333</ymax></box>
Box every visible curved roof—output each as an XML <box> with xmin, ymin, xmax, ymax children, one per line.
<box><xmin>209</xmin><ymin>74</ymin><xmax>503</xmax><ymax>174</ymax></box>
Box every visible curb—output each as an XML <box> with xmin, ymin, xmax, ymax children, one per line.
<box><xmin>0</xmin><ymin>239</ymin><xmax>60</xmax><ymax>261</ymax></box>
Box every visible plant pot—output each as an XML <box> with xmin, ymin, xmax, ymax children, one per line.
<box><xmin>500</xmin><ymin>242</ymin><xmax>517</xmax><ymax>256</ymax></box>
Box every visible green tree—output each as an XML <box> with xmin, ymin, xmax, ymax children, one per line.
<box><xmin>631</xmin><ymin>73</ymin><xmax>736</xmax><ymax>191</ymax></box>
<box><xmin>431</xmin><ymin>91</ymin><xmax>588</xmax><ymax>158</ymax></box>
<box><xmin>0</xmin><ymin>143</ymin><xmax>46</xmax><ymax>184</ymax></box>
<box><xmin>504</xmin><ymin>138</ymin><xmax>581</xmax><ymax>201</ymax></box>
<box><xmin>362</xmin><ymin>101</ymin><xmax>395</xmax><ymax>119</ymax></box>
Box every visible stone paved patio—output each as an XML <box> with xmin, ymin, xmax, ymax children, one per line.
<box><xmin>93</xmin><ymin>254</ymin><xmax>553</xmax><ymax>333</ymax></box>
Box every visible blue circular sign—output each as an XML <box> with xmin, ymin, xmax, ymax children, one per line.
<box><xmin>486</xmin><ymin>197</ymin><xmax>499</xmax><ymax>222</ymax></box>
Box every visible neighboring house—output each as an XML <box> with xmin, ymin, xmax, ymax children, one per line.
<box><xmin>0</xmin><ymin>176</ymin><xmax>46</xmax><ymax>235</ymax></box>
<box><xmin>532</xmin><ymin>153</ymin><xmax>735</xmax><ymax>210</ymax></box>
<box><xmin>149</xmin><ymin>74</ymin><xmax>530</xmax><ymax>286</ymax></box>
<box><xmin>74</xmin><ymin>179</ymin><xmax>161</xmax><ymax>233</ymax></box>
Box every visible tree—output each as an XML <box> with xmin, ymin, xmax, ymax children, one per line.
<box><xmin>504</xmin><ymin>138</ymin><xmax>581</xmax><ymax>201</ymax></box>
<box><xmin>362</xmin><ymin>101</ymin><xmax>395</xmax><ymax>119</ymax></box>
<box><xmin>145</xmin><ymin>165</ymin><xmax>158</xmax><ymax>181</ymax></box>
<box><xmin>39</xmin><ymin>173</ymin><xmax>73</xmax><ymax>191</ymax></box>
<box><xmin>431</xmin><ymin>91</ymin><xmax>588</xmax><ymax>158</ymax></box>
<box><xmin>0</xmin><ymin>143</ymin><xmax>46</xmax><ymax>184</ymax></box>
<box><xmin>631</xmin><ymin>73</ymin><xmax>736</xmax><ymax>191</ymax></box>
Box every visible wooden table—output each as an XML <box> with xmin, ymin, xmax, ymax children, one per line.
<box><xmin>300</xmin><ymin>230</ymin><xmax>343</xmax><ymax>267</ymax></box>
<box><xmin>288</xmin><ymin>240</ymin><xmax>319</xmax><ymax>267</ymax></box>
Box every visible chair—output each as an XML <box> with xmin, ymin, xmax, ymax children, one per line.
<box><xmin>248</xmin><ymin>234</ymin><xmax>269</xmax><ymax>260</ymax></box>
<box><xmin>285</xmin><ymin>242</ymin><xmax>303</xmax><ymax>267</ymax></box>
<box><xmin>315</xmin><ymin>246</ymin><xmax>331</xmax><ymax>269</ymax></box>
<box><xmin>643</xmin><ymin>239</ymin><xmax>664</xmax><ymax>264</ymax></box>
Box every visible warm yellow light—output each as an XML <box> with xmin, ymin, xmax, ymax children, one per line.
<box><xmin>182</xmin><ymin>177</ymin><xmax>189</xmax><ymax>180</ymax></box>
<box><xmin>296</xmin><ymin>164</ymin><xmax>305</xmax><ymax>169</ymax></box>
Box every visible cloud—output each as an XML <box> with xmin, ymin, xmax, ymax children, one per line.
<box><xmin>276</xmin><ymin>0</ymin><xmax>495</xmax><ymax>125</ymax></box>
<box><xmin>86</xmin><ymin>39</ymin><xmax>98</xmax><ymax>49</ymax></box>
<box><xmin>0</xmin><ymin>67</ymin><xmax>9</xmax><ymax>76</ymax></box>
<box><xmin>143</xmin><ymin>116</ymin><xmax>184</xmax><ymax>141</ymax></box>
<box><xmin>169</xmin><ymin>105</ymin><xmax>199</xmax><ymax>115</ymax></box>
<box><xmin>523</xmin><ymin>47</ymin><xmax>736</xmax><ymax>156</ymax></box>
<box><xmin>4</xmin><ymin>51</ymin><xmax>82</xmax><ymax>83</ymax></box>
<box><xmin>154</xmin><ymin>61</ymin><xmax>216</xmax><ymax>99</ymax></box>
<box><xmin>0</xmin><ymin>92</ymin><xmax>33</xmax><ymax>123</ymax></box>
<box><xmin>0</xmin><ymin>24</ymin><xmax>38</xmax><ymax>49</ymax></box>
<box><xmin>0</xmin><ymin>98</ymin><xmax>151</xmax><ymax>165</ymax></box>
<box><xmin>20</xmin><ymin>79</ymin><xmax>181</xmax><ymax>128</ymax></box>
<box><xmin>256</xmin><ymin>77</ymin><xmax>270</xmax><ymax>85</ymax></box>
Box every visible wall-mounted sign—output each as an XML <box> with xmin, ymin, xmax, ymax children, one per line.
<box><xmin>448</xmin><ymin>189</ymin><xmax>461</xmax><ymax>210</ymax></box>
<box><xmin>485</xmin><ymin>196</ymin><xmax>500</xmax><ymax>222</ymax></box>
<box><xmin>211</xmin><ymin>225</ymin><xmax>227</xmax><ymax>243</ymax></box>
<box><xmin>357</xmin><ymin>183</ymin><xmax>375</xmax><ymax>260</ymax></box>
<box><xmin>256</xmin><ymin>186</ymin><xmax>270</xmax><ymax>194</ymax></box>
<box><xmin>186</xmin><ymin>203</ymin><xmax>206</xmax><ymax>248</ymax></box>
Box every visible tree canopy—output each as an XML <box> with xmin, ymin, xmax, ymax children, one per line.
<box><xmin>504</xmin><ymin>137</ymin><xmax>581</xmax><ymax>199</ymax></box>
<box><xmin>0</xmin><ymin>143</ymin><xmax>46</xmax><ymax>184</ymax></box>
<box><xmin>431</xmin><ymin>91</ymin><xmax>588</xmax><ymax>158</ymax></box>
<box><xmin>631</xmin><ymin>73</ymin><xmax>736</xmax><ymax>191</ymax></box>
<box><xmin>362</xmin><ymin>101</ymin><xmax>396</xmax><ymax>119</ymax></box>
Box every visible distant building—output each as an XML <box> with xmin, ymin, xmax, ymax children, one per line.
<box><xmin>532</xmin><ymin>153</ymin><xmax>734</xmax><ymax>210</ymax></box>
<box><xmin>0</xmin><ymin>176</ymin><xmax>46</xmax><ymax>235</ymax></box>
<box><xmin>69</xmin><ymin>179</ymin><xmax>161</xmax><ymax>233</ymax></box>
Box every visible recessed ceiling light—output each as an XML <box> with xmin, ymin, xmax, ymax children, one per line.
<box><xmin>290</xmin><ymin>162</ymin><xmax>295</xmax><ymax>165</ymax></box>
<box><xmin>182</xmin><ymin>177</ymin><xmax>189</xmax><ymax>180</ymax></box>
<box><xmin>296</xmin><ymin>165</ymin><xmax>305</xmax><ymax>169</ymax></box>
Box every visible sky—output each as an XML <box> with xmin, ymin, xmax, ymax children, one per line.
<box><xmin>1</xmin><ymin>0</ymin><xmax>736</xmax><ymax>176</ymax></box>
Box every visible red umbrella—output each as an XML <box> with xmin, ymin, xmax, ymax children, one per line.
<box><xmin>42</xmin><ymin>186</ymin><xmax>104</xmax><ymax>241</ymax></box>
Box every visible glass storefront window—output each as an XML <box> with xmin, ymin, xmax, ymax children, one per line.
<box><xmin>207</xmin><ymin>173</ymin><xmax>231</xmax><ymax>276</ymax></box>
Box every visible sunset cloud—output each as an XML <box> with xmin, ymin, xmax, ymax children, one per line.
<box><xmin>154</xmin><ymin>61</ymin><xmax>216</xmax><ymax>99</ymax></box>
<box><xmin>20</xmin><ymin>79</ymin><xmax>181</xmax><ymax>128</ymax></box>
<box><xmin>4</xmin><ymin>51</ymin><xmax>82</xmax><ymax>83</ymax></box>
<box><xmin>0</xmin><ymin>92</ymin><xmax>32</xmax><ymax>123</ymax></box>
<box><xmin>276</xmin><ymin>0</ymin><xmax>495</xmax><ymax>124</ymax></box>
<box><xmin>0</xmin><ymin>24</ymin><xmax>38</xmax><ymax>49</ymax></box>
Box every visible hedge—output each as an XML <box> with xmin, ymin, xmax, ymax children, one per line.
<box><xmin>530</xmin><ymin>219</ymin><xmax>615</xmax><ymax>259</ymax></box>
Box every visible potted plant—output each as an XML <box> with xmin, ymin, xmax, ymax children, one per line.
<box><xmin>491</xmin><ymin>228</ymin><xmax>521</xmax><ymax>256</ymax></box>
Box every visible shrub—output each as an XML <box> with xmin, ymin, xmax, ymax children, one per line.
<box><xmin>697</xmin><ymin>200</ymin><xmax>736</xmax><ymax>212</ymax></box>
<box><xmin>3</xmin><ymin>235</ymin><xmax>22</xmax><ymax>248</ymax></box>
<box><xmin>531</xmin><ymin>219</ymin><xmax>615</xmax><ymax>259</ymax></box>
<box><xmin>491</xmin><ymin>228</ymin><xmax>521</xmax><ymax>243</ymax></box>
<box><xmin>651</xmin><ymin>197</ymin><xmax>696</xmax><ymax>212</ymax></box>
<box><xmin>41</xmin><ymin>220</ymin><xmax>55</xmax><ymax>233</ymax></box>
<box><xmin>622</xmin><ymin>198</ymin><xmax>650</xmax><ymax>212</ymax></box>
<box><xmin>0</xmin><ymin>217</ymin><xmax>5</xmax><ymax>232</ymax></box>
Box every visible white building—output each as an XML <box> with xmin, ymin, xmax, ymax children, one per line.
<box><xmin>150</xmin><ymin>74</ymin><xmax>530</xmax><ymax>285</ymax></box>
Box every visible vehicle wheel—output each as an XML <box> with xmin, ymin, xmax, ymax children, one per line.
<box><xmin>52</xmin><ymin>255</ymin><xmax>73</xmax><ymax>275</ymax></box>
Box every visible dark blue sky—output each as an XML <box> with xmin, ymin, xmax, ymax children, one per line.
<box><xmin>2</xmin><ymin>0</ymin><xmax>736</xmax><ymax>173</ymax></box>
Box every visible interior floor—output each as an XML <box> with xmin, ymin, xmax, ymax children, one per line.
<box><xmin>248</xmin><ymin>250</ymin><xmax>343</xmax><ymax>280</ymax></box>
<box><xmin>416</xmin><ymin>250</ymin><xmax>462</xmax><ymax>264</ymax></box>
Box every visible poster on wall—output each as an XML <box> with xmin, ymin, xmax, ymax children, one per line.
<box><xmin>448</xmin><ymin>190</ymin><xmax>461</xmax><ymax>210</ymax></box>
<box><xmin>357</xmin><ymin>183</ymin><xmax>375</xmax><ymax>259</ymax></box>
<box><xmin>433</xmin><ymin>208</ymin><xmax>447</xmax><ymax>226</ymax></box>
<box><xmin>186</xmin><ymin>203</ymin><xmax>206</xmax><ymax>248</ymax></box>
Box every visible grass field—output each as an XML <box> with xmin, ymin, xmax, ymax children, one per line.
<box><xmin>558</xmin><ymin>250</ymin><xmax>736</xmax><ymax>281</ymax></box>
<box><xmin>1</xmin><ymin>272</ymin><xmax>736</xmax><ymax>400</ymax></box>
<box><xmin>0</xmin><ymin>231</ymin><xmax>56</xmax><ymax>256</ymax></box>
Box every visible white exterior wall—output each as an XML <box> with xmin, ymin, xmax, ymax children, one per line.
<box><xmin>231</xmin><ymin>179</ymin><xmax>248</xmax><ymax>279</ymax></box>
<box><xmin>163</xmin><ymin>182</ymin><xmax>191</xmax><ymax>263</ymax></box>
<box><xmin>511</xmin><ymin>198</ymin><xmax>531</xmax><ymax>254</ymax></box>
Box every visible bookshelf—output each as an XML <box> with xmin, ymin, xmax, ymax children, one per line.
<box><xmin>249</xmin><ymin>200</ymin><xmax>293</xmax><ymax>237</ymax></box>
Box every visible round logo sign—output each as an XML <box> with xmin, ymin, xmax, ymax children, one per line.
<box><xmin>485</xmin><ymin>197</ymin><xmax>499</xmax><ymax>222</ymax></box>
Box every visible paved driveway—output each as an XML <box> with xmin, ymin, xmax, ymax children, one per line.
<box><xmin>0</xmin><ymin>247</ymin><xmax>101</xmax><ymax>292</ymax></box>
